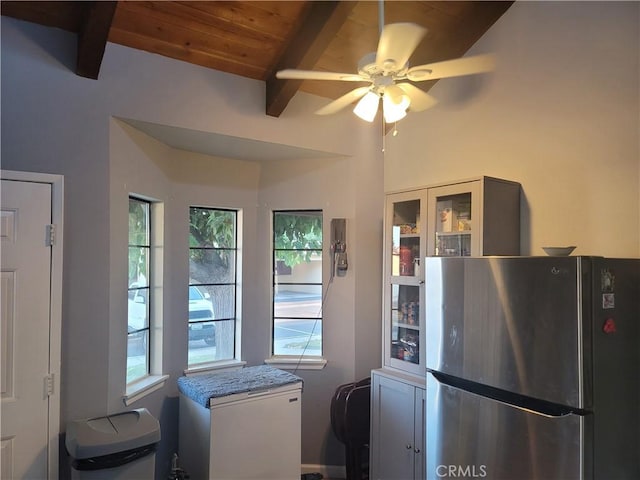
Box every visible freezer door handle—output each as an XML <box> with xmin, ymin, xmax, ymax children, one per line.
<box><xmin>247</xmin><ymin>389</ymin><xmax>272</xmax><ymax>397</ymax></box>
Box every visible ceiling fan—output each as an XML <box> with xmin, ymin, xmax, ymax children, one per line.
<box><xmin>276</xmin><ymin>6</ymin><xmax>495</xmax><ymax>124</ymax></box>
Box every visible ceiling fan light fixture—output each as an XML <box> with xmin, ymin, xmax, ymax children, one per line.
<box><xmin>382</xmin><ymin>85</ymin><xmax>410</xmax><ymax>123</ymax></box>
<box><xmin>383</xmin><ymin>106</ymin><xmax>407</xmax><ymax>124</ymax></box>
<box><xmin>383</xmin><ymin>97</ymin><xmax>408</xmax><ymax>123</ymax></box>
<box><xmin>353</xmin><ymin>91</ymin><xmax>380</xmax><ymax>122</ymax></box>
<box><xmin>385</xmin><ymin>85</ymin><xmax>410</xmax><ymax>109</ymax></box>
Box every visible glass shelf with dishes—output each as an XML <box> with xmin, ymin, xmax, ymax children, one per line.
<box><xmin>435</xmin><ymin>232</ymin><xmax>472</xmax><ymax>257</ymax></box>
<box><xmin>390</xmin><ymin>284</ymin><xmax>420</xmax><ymax>365</ymax></box>
<box><xmin>433</xmin><ymin>192</ymin><xmax>473</xmax><ymax>256</ymax></box>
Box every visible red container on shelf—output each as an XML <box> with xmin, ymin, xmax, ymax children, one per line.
<box><xmin>399</xmin><ymin>246</ymin><xmax>414</xmax><ymax>276</ymax></box>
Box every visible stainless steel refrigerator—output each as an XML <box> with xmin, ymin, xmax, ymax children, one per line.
<box><xmin>424</xmin><ymin>256</ymin><xmax>639</xmax><ymax>480</ymax></box>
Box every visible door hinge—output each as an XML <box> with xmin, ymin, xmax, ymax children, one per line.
<box><xmin>46</xmin><ymin>224</ymin><xmax>56</xmax><ymax>246</ymax></box>
<box><xmin>44</xmin><ymin>374</ymin><xmax>54</xmax><ymax>397</ymax></box>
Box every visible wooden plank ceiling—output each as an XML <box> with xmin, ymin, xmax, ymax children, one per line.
<box><xmin>1</xmin><ymin>1</ymin><xmax>513</xmax><ymax>117</ymax></box>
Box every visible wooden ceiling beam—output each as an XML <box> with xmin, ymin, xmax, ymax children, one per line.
<box><xmin>265</xmin><ymin>1</ymin><xmax>357</xmax><ymax>118</ymax></box>
<box><xmin>76</xmin><ymin>1</ymin><xmax>117</xmax><ymax>79</ymax></box>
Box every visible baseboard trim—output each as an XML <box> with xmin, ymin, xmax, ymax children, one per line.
<box><xmin>302</xmin><ymin>463</ymin><xmax>346</xmax><ymax>480</ymax></box>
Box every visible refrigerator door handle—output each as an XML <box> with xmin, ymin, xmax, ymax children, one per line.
<box><xmin>428</xmin><ymin>370</ymin><xmax>588</xmax><ymax>418</ymax></box>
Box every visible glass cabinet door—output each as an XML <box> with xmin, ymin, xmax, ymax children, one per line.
<box><xmin>390</xmin><ymin>284</ymin><xmax>420</xmax><ymax>365</ymax></box>
<box><xmin>427</xmin><ymin>182</ymin><xmax>481</xmax><ymax>257</ymax></box>
<box><xmin>384</xmin><ymin>191</ymin><xmax>426</xmax><ymax>375</ymax></box>
<box><xmin>391</xmin><ymin>199</ymin><xmax>422</xmax><ymax>277</ymax></box>
<box><xmin>434</xmin><ymin>192</ymin><xmax>472</xmax><ymax>256</ymax></box>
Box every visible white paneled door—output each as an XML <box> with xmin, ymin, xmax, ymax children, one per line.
<box><xmin>1</xmin><ymin>178</ymin><xmax>57</xmax><ymax>479</ymax></box>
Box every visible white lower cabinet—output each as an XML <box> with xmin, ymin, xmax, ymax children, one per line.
<box><xmin>370</xmin><ymin>370</ymin><xmax>425</xmax><ymax>480</ymax></box>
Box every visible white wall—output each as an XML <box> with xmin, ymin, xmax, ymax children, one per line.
<box><xmin>385</xmin><ymin>1</ymin><xmax>640</xmax><ymax>258</ymax></box>
<box><xmin>1</xmin><ymin>16</ymin><xmax>383</xmax><ymax>477</ymax></box>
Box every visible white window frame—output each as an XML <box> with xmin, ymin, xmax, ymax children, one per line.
<box><xmin>185</xmin><ymin>206</ymin><xmax>244</xmax><ymax>374</ymax></box>
<box><xmin>266</xmin><ymin>210</ymin><xmax>327</xmax><ymax>370</ymax></box>
<box><xmin>125</xmin><ymin>198</ymin><xmax>167</xmax><ymax>404</ymax></box>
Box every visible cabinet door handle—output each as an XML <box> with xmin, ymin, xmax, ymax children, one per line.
<box><xmin>406</xmin><ymin>444</ymin><xmax>412</xmax><ymax>450</ymax></box>
<box><xmin>414</xmin><ymin>447</ymin><xmax>421</xmax><ymax>454</ymax></box>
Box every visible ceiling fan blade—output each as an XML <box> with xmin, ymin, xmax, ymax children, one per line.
<box><xmin>276</xmin><ymin>69</ymin><xmax>365</xmax><ymax>82</ymax></box>
<box><xmin>396</xmin><ymin>83</ymin><xmax>438</xmax><ymax>112</ymax></box>
<box><xmin>376</xmin><ymin>23</ymin><xmax>427</xmax><ymax>72</ymax></box>
<box><xmin>315</xmin><ymin>87</ymin><xmax>371</xmax><ymax>115</ymax></box>
<box><xmin>406</xmin><ymin>54</ymin><xmax>496</xmax><ymax>81</ymax></box>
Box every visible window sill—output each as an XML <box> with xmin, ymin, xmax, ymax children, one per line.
<box><xmin>184</xmin><ymin>359</ymin><xmax>246</xmax><ymax>376</ymax></box>
<box><xmin>265</xmin><ymin>357</ymin><xmax>327</xmax><ymax>371</ymax></box>
<box><xmin>124</xmin><ymin>374</ymin><xmax>169</xmax><ymax>406</ymax></box>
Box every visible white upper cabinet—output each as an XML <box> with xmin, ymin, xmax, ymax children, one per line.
<box><xmin>382</xmin><ymin>176</ymin><xmax>520</xmax><ymax>376</ymax></box>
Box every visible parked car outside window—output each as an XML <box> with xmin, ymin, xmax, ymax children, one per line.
<box><xmin>128</xmin><ymin>284</ymin><xmax>215</xmax><ymax>346</ymax></box>
<box><xmin>188</xmin><ymin>285</ymin><xmax>216</xmax><ymax>346</ymax></box>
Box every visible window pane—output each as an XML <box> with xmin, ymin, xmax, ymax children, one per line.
<box><xmin>274</xmin><ymin>285</ymin><xmax>322</xmax><ymax>318</ymax></box>
<box><xmin>190</xmin><ymin>208</ymin><xmax>236</xmax><ymax>248</ymax></box>
<box><xmin>274</xmin><ymin>252</ymin><xmax>322</xmax><ymax>284</ymax></box>
<box><xmin>190</xmin><ymin>284</ymin><xmax>235</xmax><ymax>321</ymax></box>
<box><xmin>273</xmin><ymin>211</ymin><xmax>322</xmax><ymax>249</ymax></box>
<box><xmin>189</xmin><ymin>249</ymin><xmax>236</xmax><ymax>284</ymax></box>
<box><xmin>187</xmin><ymin>285</ymin><xmax>215</xmax><ymax>321</ymax></box>
<box><xmin>129</xmin><ymin>247</ymin><xmax>149</xmax><ymax>287</ymax></box>
<box><xmin>188</xmin><ymin>320</ymin><xmax>235</xmax><ymax>365</ymax></box>
<box><xmin>126</xmin><ymin>330</ymin><xmax>148</xmax><ymax>384</ymax></box>
<box><xmin>128</xmin><ymin>287</ymin><xmax>149</xmax><ymax>331</ymax></box>
<box><xmin>273</xmin><ymin>318</ymin><xmax>322</xmax><ymax>356</ymax></box>
<box><xmin>129</xmin><ymin>199</ymin><xmax>149</xmax><ymax>245</ymax></box>
<box><xmin>188</xmin><ymin>320</ymin><xmax>216</xmax><ymax>346</ymax></box>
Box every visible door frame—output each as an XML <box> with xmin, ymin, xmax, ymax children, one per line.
<box><xmin>1</xmin><ymin>169</ymin><xmax>63</xmax><ymax>479</ymax></box>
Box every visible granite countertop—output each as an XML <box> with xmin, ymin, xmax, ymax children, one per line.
<box><xmin>177</xmin><ymin>365</ymin><xmax>303</xmax><ymax>408</ymax></box>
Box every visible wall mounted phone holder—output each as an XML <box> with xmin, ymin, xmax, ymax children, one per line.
<box><xmin>331</xmin><ymin>218</ymin><xmax>348</xmax><ymax>278</ymax></box>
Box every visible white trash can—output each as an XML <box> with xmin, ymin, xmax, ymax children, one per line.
<box><xmin>66</xmin><ymin>408</ymin><xmax>161</xmax><ymax>480</ymax></box>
